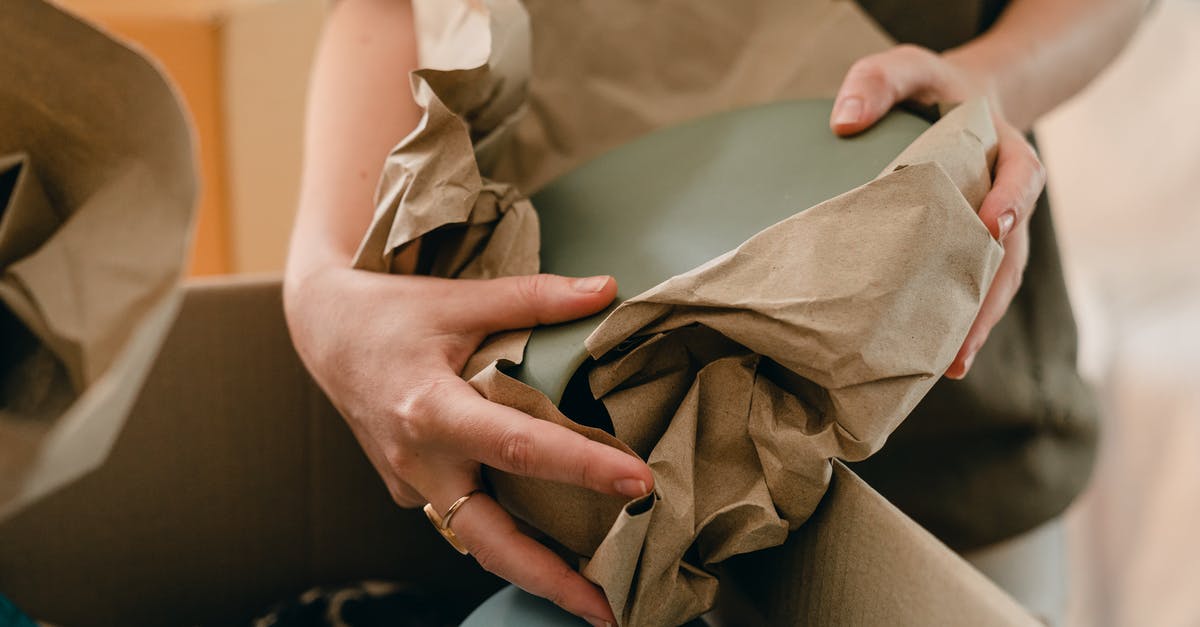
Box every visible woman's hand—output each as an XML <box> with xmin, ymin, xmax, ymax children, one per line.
<box><xmin>284</xmin><ymin>267</ymin><xmax>653</xmax><ymax>627</ymax></box>
<box><xmin>287</xmin><ymin>2</ymin><xmax>649</xmax><ymax>623</ymax></box>
<box><xmin>830</xmin><ymin>44</ymin><xmax>1047</xmax><ymax>379</ymax></box>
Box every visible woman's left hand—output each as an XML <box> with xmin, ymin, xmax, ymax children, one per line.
<box><xmin>831</xmin><ymin>44</ymin><xmax>1046</xmax><ymax>379</ymax></box>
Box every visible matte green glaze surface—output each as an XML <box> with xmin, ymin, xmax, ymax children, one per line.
<box><xmin>513</xmin><ymin>99</ymin><xmax>929</xmax><ymax>403</ymax></box>
<box><xmin>461</xmin><ymin>585</ymin><xmax>589</xmax><ymax>626</ymax></box>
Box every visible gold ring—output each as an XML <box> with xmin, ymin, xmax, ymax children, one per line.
<box><xmin>423</xmin><ymin>489</ymin><xmax>483</xmax><ymax>555</ymax></box>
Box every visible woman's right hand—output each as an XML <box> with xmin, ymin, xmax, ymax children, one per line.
<box><xmin>287</xmin><ymin>2</ymin><xmax>647</xmax><ymax>624</ymax></box>
<box><xmin>283</xmin><ymin>265</ymin><xmax>651</xmax><ymax>627</ymax></box>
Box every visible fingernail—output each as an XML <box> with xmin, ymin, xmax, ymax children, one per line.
<box><xmin>584</xmin><ymin>616</ymin><xmax>612</xmax><ymax>627</ymax></box>
<box><xmin>614</xmin><ymin>479</ymin><xmax>648</xmax><ymax>498</ymax></box>
<box><xmin>572</xmin><ymin>276</ymin><xmax>609</xmax><ymax>293</ymax></box>
<box><xmin>996</xmin><ymin>211</ymin><xmax>1016</xmax><ymax>241</ymax></box>
<box><xmin>833</xmin><ymin>97</ymin><xmax>863</xmax><ymax>126</ymax></box>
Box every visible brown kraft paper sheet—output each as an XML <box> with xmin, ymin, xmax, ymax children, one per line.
<box><xmin>0</xmin><ymin>0</ymin><xmax>196</xmax><ymax>517</ymax></box>
<box><xmin>354</xmin><ymin>2</ymin><xmax>1010</xmax><ymax>624</ymax></box>
<box><xmin>465</xmin><ymin>101</ymin><xmax>1004</xmax><ymax>627</ymax></box>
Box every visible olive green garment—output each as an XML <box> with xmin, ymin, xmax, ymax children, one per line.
<box><xmin>850</xmin><ymin>0</ymin><xmax>1098</xmax><ymax>550</ymax></box>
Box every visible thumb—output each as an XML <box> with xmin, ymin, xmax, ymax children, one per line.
<box><xmin>831</xmin><ymin>45</ymin><xmax>947</xmax><ymax>136</ymax></box>
<box><xmin>449</xmin><ymin>273</ymin><xmax>617</xmax><ymax>334</ymax></box>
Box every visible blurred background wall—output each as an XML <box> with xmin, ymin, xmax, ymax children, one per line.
<box><xmin>63</xmin><ymin>0</ymin><xmax>324</xmax><ymax>276</ymax></box>
<box><xmin>58</xmin><ymin>1</ymin><xmax>1200</xmax><ymax>625</ymax></box>
<box><xmin>1038</xmin><ymin>1</ymin><xmax>1200</xmax><ymax>625</ymax></box>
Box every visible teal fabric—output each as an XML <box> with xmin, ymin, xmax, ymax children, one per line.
<box><xmin>0</xmin><ymin>594</ymin><xmax>36</xmax><ymax>627</ymax></box>
<box><xmin>462</xmin><ymin>586</ymin><xmax>708</xmax><ymax>627</ymax></box>
<box><xmin>462</xmin><ymin>586</ymin><xmax>591</xmax><ymax>627</ymax></box>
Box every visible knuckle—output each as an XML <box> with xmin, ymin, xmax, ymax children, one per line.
<box><xmin>573</xmin><ymin>450</ymin><xmax>600</xmax><ymax>491</ymax></box>
<box><xmin>865</xmin><ymin>70</ymin><xmax>897</xmax><ymax>101</ymax></box>
<box><xmin>1007</xmin><ymin>266</ymin><xmax>1026</xmax><ymax>296</ymax></box>
<box><xmin>394</xmin><ymin>378</ymin><xmax>455</xmax><ymax>442</ymax></box>
<box><xmin>970</xmin><ymin>329</ymin><xmax>992</xmax><ymax>356</ymax></box>
<box><xmin>546</xmin><ymin>566</ymin><xmax>575</xmax><ymax>609</ymax></box>
<box><xmin>849</xmin><ymin>57</ymin><xmax>888</xmax><ymax>89</ymax></box>
<box><xmin>1010</xmin><ymin>134</ymin><xmax>1045</xmax><ymax>181</ymax></box>
<box><xmin>472</xmin><ymin>542</ymin><xmax>502</xmax><ymax>575</ymax></box>
<box><xmin>847</xmin><ymin>55</ymin><xmax>875</xmax><ymax>76</ymax></box>
<box><xmin>994</xmin><ymin>261</ymin><xmax>1025</xmax><ymax>301</ymax></box>
<box><xmin>517</xmin><ymin>273</ymin><xmax>554</xmax><ymax>310</ymax></box>
<box><xmin>382</xmin><ymin>444</ymin><xmax>415</xmax><ymax>478</ymax></box>
<box><xmin>497</xmin><ymin>428</ymin><xmax>537</xmax><ymax>476</ymax></box>
<box><xmin>894</xmin><ymin>43</ymin><xmax>931</xmax><ymax>61</ymax></box>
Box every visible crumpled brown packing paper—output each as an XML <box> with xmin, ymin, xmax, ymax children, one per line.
<box><xmin>467</xmin><ymin>101</ymin><xmax>1005</xmax><ymax>627</ymax></box>
<box><xmin>0</xmin><ymin>0</ymin><xmax>197</xmax><ymax>518</ymax></box>
<box><xmin>355</xmin><ymin>2</ymin><xmax>1006</xmax><ymax>625</ymax></box>
<box><xmin>359</xmin><ymin>0</ymin><xmax>895</xmax><ymax>275</ymax></box>
<box><xmin>573</xmin><ymin>102</ymin><xmax>1001</xmax><ymax>626</ymax></box>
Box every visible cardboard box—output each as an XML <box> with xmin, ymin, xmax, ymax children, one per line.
<box><xmin>0</xmin><ymin>279</ymin><xmax>1034</xmax><ymax>626</ymax></box>
<box><xmin>0</xmin><ymin>278</ymin><xmax>502</xmax><ymax>625</ymax></box>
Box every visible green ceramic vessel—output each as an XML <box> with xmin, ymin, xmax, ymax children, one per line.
<box><xmin>510</xmin><ymin>99</ymin><xmax>929</xmax><ymax>405</ymax></box>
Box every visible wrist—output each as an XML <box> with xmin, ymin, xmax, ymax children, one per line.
<box><xmin>941</xmin><ymin>42</ymin><xmax>1008</xmax><ymax>117</ymax></box>
<box><xmin>283</xmin><ymin>236</ymin><xmax>353</xmax><ymax>321</ymax></box>
<box><xmin>284</xmin><ymin>218</ymin><xmax>357</xmax><ymax>281</ymax></box>
<box><xmin>943</xmin><ymin>32</ymin><xmax>1045</xmax><ymax>129</ymax></box>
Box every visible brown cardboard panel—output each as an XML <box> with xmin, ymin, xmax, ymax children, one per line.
<box><xmin>720</xmin><ymin>462</ymin><xmax>1038</xmax><ymax>626</ymax></box>
<box><xmin>0</xmin><ymin>279</ymin><xmax>500</xmax><ymax>626</ymax></box>
<box><xmin>0</xmin><ymin>0</ymin><xmax>197</xmax><ymax>517</ymax></box>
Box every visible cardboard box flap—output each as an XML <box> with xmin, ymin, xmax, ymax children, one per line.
<box><xmin>721</xmin><ymin>461</ymin><xmax>1039</xmax><ymax>626</ymax></box>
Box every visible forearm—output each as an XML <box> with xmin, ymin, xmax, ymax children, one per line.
<box><xmin>946</xmin><ymin>0</ymin><xmax>1150</xmax><ymax>129</ymax></box>
<box><xmin>286</xmin><ymin>0</ymin><xmax>420</xmax><ymax>284</ymax></box>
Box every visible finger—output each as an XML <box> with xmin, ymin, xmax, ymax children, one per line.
<box><xmin>427</xmin><ymin>476</ymin><xmax>617</xmax><ymax>626</ymax></box>
<box><xmin>977</xmin><ymin>123</ymin><xmax>1046</xmax><ymax>242</ymax></box>
<box><xmin>945</xmin><ymin>226</ymin><xmax>1030</xmax><ymax>379</ymax></box>
<box><xmin>441</xmin><ymin>273</ymin><xmax>618</xmax><ymax>335</ymax></box>
<box><xmin>429</xmin><ymin>378</ymin><xmax>654</xmax><ymax>499</ymax></box>
<box><xmin>831</xmin><ymin>44</ymin><xmax>950</xmax><ymax>136</ymax></box>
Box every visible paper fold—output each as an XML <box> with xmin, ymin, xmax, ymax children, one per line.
<box><xmin>356</xmin><ymin>2</ymin><xmax>1008</xmax><ymax>624</ymax></box>
<box><xmin>555</xmin><ymin>100</ymin><xmax>1003</xmax><ymax>625</ymax></box>
<box><xmin>360</xmin><ymin>83</ymin><xmax>1004</xmax><ymax>627</ymax></box>
<box><xmin>1</xmin><ymin>0</ymin><xmax>196</xmax><ymax>518</ymax></box>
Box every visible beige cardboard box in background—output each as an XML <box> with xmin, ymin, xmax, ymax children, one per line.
<box><xmin>0</xmin><ymin>279</ymin><xmax>1035</xmax><ymax>625</ymax></box>
<box><xmin>0</xmin><ymin>279</ymin><xmax>501</xmax><ymax>624</ymax></box>
<box><xmin>57</xmin><ymin>0</ymin><xmax>325</xmax><ymax>277</ymax></box>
